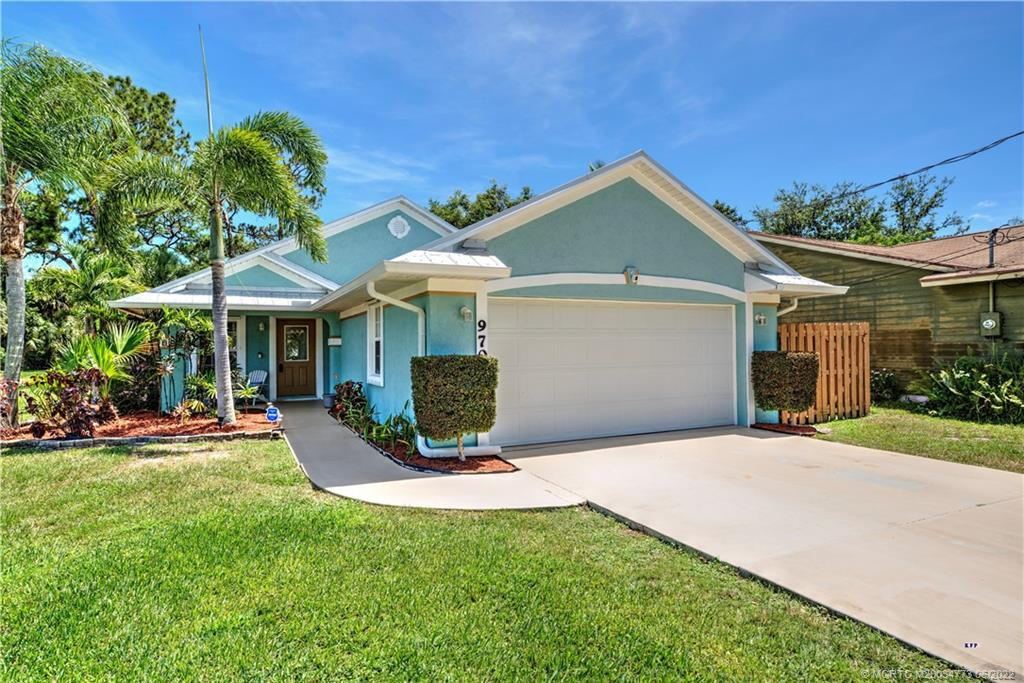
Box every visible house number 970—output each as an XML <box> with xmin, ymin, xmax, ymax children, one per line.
<box><xmin>477</xmin><ymin>319</ymin><xmax>488</xmax><ymax>355</ymax></box>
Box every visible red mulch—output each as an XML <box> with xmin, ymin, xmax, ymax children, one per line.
<box><xmin>752</xmin><ymin>422</ymin><xmax>818</xmax><ymax>437</ymax></box>
<box><xmin>2</xmin><ymin>410</ymin><xmax>278</xmax><ymax>441</ymax></box>
<box><xmin>376</xmin><ymin>441</ymin><xmax>517</xmax><ymax>474</ymax></box>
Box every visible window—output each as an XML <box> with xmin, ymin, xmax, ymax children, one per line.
<box><xmin>283</xmin><ymin>325</ymin><xmax>309</xmax><ymax>362</ymax></box>
<box><xmin>198</xmin><ymin>318</ymin><xmax>243</xmax><ymax>374</ymax></box>
<box><xmin>367</xmin><ymin>304</ymin><xmax>384</xmax><ymax>386</ymax></box>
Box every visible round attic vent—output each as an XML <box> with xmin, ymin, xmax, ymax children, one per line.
<box><xmin>388</xmin><ymin>215</ymin><xmax>410</xmax><ymax>239</ymax></box>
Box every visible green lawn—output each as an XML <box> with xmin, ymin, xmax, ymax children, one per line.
<box><xmin>1</xmin><ymin>440</ymin><xmax>960</xmax><ymax>681</ymax></box>
<box><xmin>819</xmin><ymin>406</ymin><xmax>1024</xmax><ymax>473</ymax></box>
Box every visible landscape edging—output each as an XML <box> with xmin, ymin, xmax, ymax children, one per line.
<box><xmin>1</xmin><ymin>429</ymin><xmax>282</xmax><ymax>450</ymax></box>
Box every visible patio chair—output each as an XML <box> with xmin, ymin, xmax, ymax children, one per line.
<box><xmin>245</xmin><ymin>369</ymin><xmax>269</xmax><ymax>405</ymax></box>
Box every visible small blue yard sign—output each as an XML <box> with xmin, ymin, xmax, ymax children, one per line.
<box><xmin>265</xmin><ymin>405</ymin><xmax>280</xmax><ymax>423</ymax></box>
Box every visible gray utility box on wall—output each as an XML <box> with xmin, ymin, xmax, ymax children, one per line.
<box><xmin>980</xmin><ymin>311</ymin><xmax>1002</xmax><ymax>337</ymax></box>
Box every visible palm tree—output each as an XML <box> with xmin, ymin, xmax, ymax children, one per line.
<box><xmin>190</xmin><ymin>31</ymin><xmax>327</xmax><ymax>425</ymax></box>
<box><xmin>1</xmin><ymin>41</ymin><xmax>128</xmax><ymax>422</ymax></box>
<box><xmin>33</xmin><ymin>245</ymin><xmax>140</xmax><ymax>334</ymax></box>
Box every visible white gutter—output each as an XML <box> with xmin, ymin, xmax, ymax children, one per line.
<box><xmin>778</xmin><ymin>298</ymin><xmax>800</xmax><ymax>316</ymax></box>
<box><xmin>365</xmin><ymin>281</ymin><xmax>501</xmax><ymax>458</ymax></box>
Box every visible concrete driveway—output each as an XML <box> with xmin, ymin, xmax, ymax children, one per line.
<box><xmin>506</xmin><ymin>427</ymin><xmax>1023</xmax><ymax>678</ymax></box>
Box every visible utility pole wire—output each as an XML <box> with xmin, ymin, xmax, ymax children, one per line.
<box><xmin>829</xmin><ymin>130</ymin><xmax>1023</xmax><ymax>201</ymax></box>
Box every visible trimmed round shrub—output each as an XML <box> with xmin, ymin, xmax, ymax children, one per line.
<box><xmin>410</xmin><ymin>355</ymin><xmax>498</xmax><ymax>459</ymax></box>
<box><xmin>751</xmin><ymin>351</ymin><xmax>819</xmax><ymax>413</ymax></box>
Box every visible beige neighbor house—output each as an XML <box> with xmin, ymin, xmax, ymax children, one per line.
<box><xmin>751</xmin><ymin>225</ymin><xmax>1024</xmax><ymax>382</ymax></box>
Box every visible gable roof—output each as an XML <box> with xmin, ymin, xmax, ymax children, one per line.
<box><xmin>752</xmin><ymin>226</ymin><xmax>1024</xmax><ymax>284</ymax></box>
<box><xmin>418</xmin><ymin>150</ymin><xmax>797</xmax><ymax>275</ymax></box>
<box><xmin>151</xmin><ymin>196</ymin><xmax>454</xmax><ymax>294</ymax></box>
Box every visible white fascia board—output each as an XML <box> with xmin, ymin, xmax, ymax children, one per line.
<box><xmin>310</xmin><ymin>263</ymin><xmax>388</xmax><ymax>311</ymax></box>
<box><xmin>419</xmin><ymin>150</ymin><xmax>794</xmax><ymax>274</ymax></box>
<box><xmin>380</xmin><ymin>260</ymin><xmax>511</xmax><ymax>280</ymax></box>
<box><xmin>184</xmin><ymin>254</ymin><xmax>338</xmax><ymax>292</ymax></box>
<box><xmin>310</xmin><ymin>260</ymin><xmax>511</xmax><ymax>311</ymax></box>
<box><xmin>751</xmin><ymin>234</ymin><xmax>956</xmax><ymax>272</ymax></box>
<box><xmin>109</xmin><ymin>294</ymin><xmax>317</xmax><ymax>311</ymax></box>
<box><xmin>153</xmin><ymin>197</ymin><xmax>451</xmax><ymax>294</ymax></box>
<box><xmin>919</xmin><ymin>270</ymin><xmax>1024</xmax><ymax>287</ymax></box>
<box><xmin>744</xmin><ymin>271</ymin><xmax>848</xmax><ymax>297</ymax></box>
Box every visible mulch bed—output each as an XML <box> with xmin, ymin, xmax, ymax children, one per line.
<box><xmin>352</xmin><ymin>434</ymin><xmax>517</xmax><ymax>474</ymax></box>
<box><xmin>2</xmin><ymin>410</ymin><xmax>278</xmax><ymax>442</ymax></box>
<box><xmin>752</xmin><ymin>422</ymin><xmax>819</xmax><ymax>437</ymax></box>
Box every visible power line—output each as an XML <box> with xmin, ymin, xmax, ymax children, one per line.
<box><xmin>836</xmin><ymin>229</ymin><xmax>1022</xmax><ymax>289</ymax></box>
<box><xmin>830</xmin><ymin>130</ymin><xmax>1024</xmax><ymax>201</ymax></box>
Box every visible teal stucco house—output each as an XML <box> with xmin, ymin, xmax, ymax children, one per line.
<box><xmin>111</xmin><ymin>151</ymin><xmax>846</xmax><ymax>450</ymax></box>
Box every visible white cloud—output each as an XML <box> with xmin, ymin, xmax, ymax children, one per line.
<box><xmin>327</xmin><ymin>148</ymin><xmax>433</xmax><ymax>185</ymax></box>
<box><xmin>976</xmin><ymin>200</ymin><xmax>997</xmax><ymax>208</ymax></box>
<box><xmin>969</xmin><ymin>213</ymin><xmax>994</xmax><ymax>222</ymax></box>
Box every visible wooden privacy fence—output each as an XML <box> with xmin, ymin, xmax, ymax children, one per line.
<box><xmin>778</xmin><ymin>322</ymin><xmax>870</xmax><ymax>425</ymax></box>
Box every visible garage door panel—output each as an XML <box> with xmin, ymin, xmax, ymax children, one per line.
<box><xmin>489</xmin><ymin>300</ymin><xmax>519</xmax><ymax>329</ymax></box>
<box><xmin>489</xmin><ymin>337</ymin><xmax>519</xmax><ymax>368</ymax></box>
<box><xmin>488</xmin><ymin>298</ymin><xmax>736</xmax><ymax>445</ymax></box>
<box><xmin>519</xmin><ymin>337</ymin><xmax>560</xmax><ymax>369</ymax></box>
<box><xmin>521</xmin><ymin>302</ymin><xmax>555</xmax><ymax>329</ymax></box>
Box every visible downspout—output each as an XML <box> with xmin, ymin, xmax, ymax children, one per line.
<box><xmin>777</xmin><ymin>297</ymin><xmax>800</xmax><ymax>316</ymax></box>
<box><xmin>365</xmin><ymin>281</ymin><xmax>501</xmax><ymax>458</ymax></box>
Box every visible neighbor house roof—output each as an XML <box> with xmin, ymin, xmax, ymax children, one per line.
<box><xmin>751</xmin><ymin>225</ymin><xmax>1024</xmax><ymax>286</ymax></box>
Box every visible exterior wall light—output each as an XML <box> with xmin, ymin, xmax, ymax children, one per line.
<box><xmin>754</xmin><ymin>313</ymin><xmax>768</xmax><ymax>326</ymax></box>
<box><xmin>459</xmin><ymin>305</ymin><xmax>473</xmax><ymax>321</ymax></box>
<box><xmin>623</xmin><ymin>266</ymin><xmax>639</xmax><ymax>285</ymax></box>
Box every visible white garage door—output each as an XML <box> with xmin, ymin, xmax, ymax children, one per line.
<box><xmin>487</xmin><ymin>298</ymin><xmax>736</xmax><ymax>446</ymax></box>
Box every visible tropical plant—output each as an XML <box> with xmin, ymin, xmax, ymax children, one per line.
<box><xmin>21</xmin><ymin>368</ymin><xmax>118</xmax><ymax>438</ymax></box>
<box><xmin>914</xmin><ymin>348</ymin><xmax>1023</xmax><ymax>424</ymax></box>
<box><xmin>235</xmin><ymin>383</ymin><xmax>260</xmax><ymax>411</ymax></box>
<box><xmin>1</xmin><ymin>41</ymin><xmax>128</xmax><ymax>423</ymax></box>
<box><xmin>184</xmin><ymin>371</ymin><xmax>218</xmax><ymax>415</ymax></box>
<box><xmin>172</xmin><ymin>398</ymin><xmax>209</xmax><ymax>423</ymax></box>
<box><xmin>56</xmin><ymin>322</ymin><xmax>152</xmax><ymax>398</ymax></box>
<box><xmin>330</xmin><ymin>380</ymin><xmax>367</xmax><ymax>420</ymax></box>
<box><xmin>31</xmin><ymin>245</ymin><xmax>139</xmax><ymax>334</ymax></box>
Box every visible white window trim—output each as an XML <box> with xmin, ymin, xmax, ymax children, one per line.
<box><xmin>366</xmin><ymin>304</ymin><xmax>384</xmax><ymax>386</ymax></box>
<box><xmin>189</xmin><ymin>316</ymin><xmax>245</xmax><ymax>376</ymax></box>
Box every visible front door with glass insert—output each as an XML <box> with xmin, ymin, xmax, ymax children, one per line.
<box><xmin>277</xmin><ymin>319</ymin><xmax>316</xmax><ymax>396</ymax></box>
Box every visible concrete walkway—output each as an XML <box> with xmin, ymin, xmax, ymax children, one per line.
<box><xmin>281</xmin><ymin>401</ymin><xmax>582</xmax><ymax>510</ymax></box>
<box><xmin>505</xmin><ymin>428</ymin><xmax>1024</xmax><ymax>678</ymax></box>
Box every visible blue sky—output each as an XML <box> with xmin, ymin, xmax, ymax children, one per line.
<box><xmin>5</xmin><ymin>2</ymin><xmax>1023</xmax><ymax>234</ymax></box>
